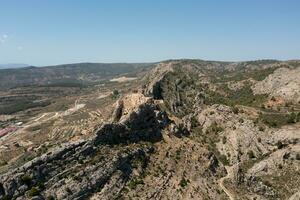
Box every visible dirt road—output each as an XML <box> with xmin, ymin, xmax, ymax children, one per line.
<box><xmin>218</xmin><ymin>166</ymin><xmax>235</xmax><ymax>200</ymax></box>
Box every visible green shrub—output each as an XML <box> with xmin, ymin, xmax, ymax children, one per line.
<box><xmin>190</xmin><ymin>116</ymin><xmax>199</xmax><ymax>128</ymax></box>
<box><xmin>285</xmin><ymin>102</ymin><xmax>290</xmax><ymax>107</ymax></box>
<box><xmin>219</xmin><ymin>154</ymin><xmax>229</xmax><ymax>166</ymax></box>
<box><xmin>276</xmin><ymin>141</ymin><xmax>285</xmax><ymax>149</ymax></box>
<box><xmin>113</xmin><ymin>90</ymin><xmax>119</xmax><ymax>96</ymax></box>
<box><xmin>111</xmin><ymin>90</ymin><xmax>120</xmax><ymax>99</ymax></box>
<box><xmin>0</xmin><ymin>161</ymin><xmax>7</xmax><ymax>166</ymax></box>
<box><xmin>222</xmin><ymin>136</ymin><xmax>227</xmax><ymax>144</ymax></box>
<box><xmin>247</xmin><ymin>150</ymin><xmax>255</xmax><ymax>159</ymax></box>
<box><xmin>175</xmin><ymin>149</ymin><xmax>181</xmax><ymax>160</ymax></box>
<box><xmin>257</xmin><ymin>137</ymin><xmax>262</xmax><ymax>143</ymax></box>
<box><xmin>128</xmin><ymin>178</ymin><xmax>144</xmax><ymax>190</ymax></box>
<box><xmin>78</xmin><ymin>159</ymin><xmax>84</xmax><ymax>164</ymax></box>
<box><xmin>271</xmin><ymin>96</ymin><xmax>276</xmax><ymax>101</ymax></box>
<box><xmin>66</xmin><ymin>187</ymin><xmax>72</xmax><ymax>194</ymax></box>
<box><xmin>46</xmin><ymin>196</ymin><xmax>55</xmax><ymax>200</ymax></box>
<box><xmin>27</xmin><ymin>187</ymin><xmax>39</xmax><ymax>197</ymax></box>
<box><xmin>263</xmin><ymin>180</ymin><xmax>272</xmax><ymax>187</ymax></box>
<box><xmin>179</xmin><ymin>178</ymin><xmax>189</xmax><ymax>188</ymax></box>
<box><xmin>232</xmin><ymin>107</ymin><xmax>239</xmax><ymax>114</ymax></box>
<box><xmin>287</xmin><ymin>112</ymin><xmax>298</xmax><ymax>123</ymax></box>
<box><xmin>37</xmin><ymin>181</ymin><xmax>45</xmax><ymax>190</ymax></box>
<box><xmin>21</xmin><ymin>174</ymin><xmax>32</xmax><ymax>185</ymax></box>
<box><xmin>1</xmin><ymin>195</ymin><xmax>11</xmax><ymax>200</ymax></box>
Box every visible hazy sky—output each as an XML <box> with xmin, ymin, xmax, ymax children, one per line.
<box><xmin>0</xmin><ymin>0</ymin><xmax>300</xmax><ymax>66</ymax></box>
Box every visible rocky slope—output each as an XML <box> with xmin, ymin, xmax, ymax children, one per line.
<box><xmin>1</xmin><ymin>59</ymin><xmax>300</xmax><ymax>200</ymax></box>
<box><xmin>141</xmin><ymin>59</ymin><xmax>300</xmax><ymax>199</ymax></box>
<box><xmin>0</xmin><ymin>94</ymin><xmax>170</xmax><ymax>200</ymax></box>
<box><xmin>252</xmin><ymin>66</ymin><xmax>300</xmax><ymax>102</ymax></box>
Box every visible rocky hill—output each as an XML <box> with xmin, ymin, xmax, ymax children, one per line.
<box><xmin>0</xmin><ymin>59</ymin><xmax>299</xmax><ymax>200</ymax></box>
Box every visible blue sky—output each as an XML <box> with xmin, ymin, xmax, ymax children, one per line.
<box><xmin>0</xmin><ymin>0</ymin><xmax>300</xmax><ymax>66</ymax></box>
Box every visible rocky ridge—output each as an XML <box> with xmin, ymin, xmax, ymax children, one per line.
<box><xmin>1</xmin><ymin>59</ymin><xmax>300</xmax><ymax>200</ymax></box>
<box><xmin>0</xmin><ymin>94</ymin><xmax>170</xmax><ymax>200</ymax></box>
<box><xmin>141</xmin><ymin>60</ymin><xmax>300</xmax><ymax>199</ymax></box>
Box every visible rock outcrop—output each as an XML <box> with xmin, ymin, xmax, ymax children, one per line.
<box><xmin>143</xmin><ymin>62</ymin><xmax>175</xmax><ymax>99</ymax></box>
<box><xmin>252</xmin><ymin>67</ymin><xmax>300</xmax><ymax>102</ymax></box>
<box><xmin>0</xmin><ymin>94</ymin><xmax>170</xmax><ymax>200</ymax></box>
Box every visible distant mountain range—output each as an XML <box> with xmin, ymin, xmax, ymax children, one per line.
<box><xmin>0</xmin><ymin>63</ymin><xmax>29</xmax><ymax>69</ymax></box>
<box><xmin>0</xmin><ymin>62</ymin><xmax>153</xmax><ymax>89</ymax></box>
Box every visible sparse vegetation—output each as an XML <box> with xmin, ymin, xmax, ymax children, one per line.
<box><xmin>128</xmin><ymin>178</ymin><xmax>144</xmax><ymax>190</ymax></box>
<box><xmin>206</xmin><ymin>122</ymin><xmax>224</xmax><ymax>134</ymax></box>
<box><xmin>0</xmin><ymin>98</ymin><xmax>51</xmax><ymax>114</ymax></box>
<box><xmin>259</xmin><ymin>112</ymin><xmax>300</xmax><ymax>127</ymax></box>
<box><xmin>205</xmin><ymin>84</ymin><xmax>268</xmax><ymax>107</ymax></box>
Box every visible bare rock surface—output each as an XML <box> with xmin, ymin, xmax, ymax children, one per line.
<box><xmin>252</xmin><ymin>67</ymin><xmax>300</xmax><ymax>102</ymax></box>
